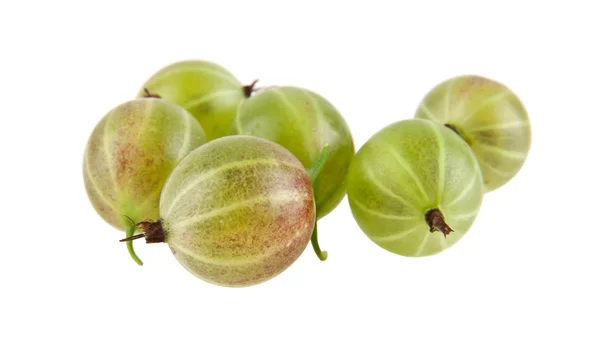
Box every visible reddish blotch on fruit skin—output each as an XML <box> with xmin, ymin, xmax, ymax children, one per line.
<box><xmin>83</xmin><ymin>98</ymin><xmax>206</xmax><ymax>229</ymax></box>
<box><xmin>123</xmin><ymin>136</ymin><xmax>316</xmax><ymax>287</ymax></box>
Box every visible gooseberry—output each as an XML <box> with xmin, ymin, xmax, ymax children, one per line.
<box><xmin>121</xmin><ymin>136</ymin><xmax>323</xmax><ymax>287</ymax></box>
<box><xmin>414</xmin><ymin>74</ymin><xmax>531</xmax><ymax>192</ymax></box>
<box><xmin>347</xmin><ymin>119</ymin><xmax>484</xmax><ymax>257</ymax></box>
<box><xmin>83</xmin><ymin>97</ymin><xmax>207</xmax><ymax>265</ymax></box>
<box><xmin>137</xmin><ymin>60</ymin><xmax>256</xmax><ymax>141</ymax></box>
<box><xmin>234</xmin><ymin>86</ymin><xmax>354</xmax><ymax>260</ymax></box>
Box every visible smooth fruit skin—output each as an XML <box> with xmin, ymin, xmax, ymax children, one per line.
<box><xmin>234</xmin><ymin>86</ymin><xmax>354</xmax><ymax>219</ymax></box>
<box><xmin>83</xmin><ymin>98</ymin><xmax>206</xmax><ymax>231</ymax></box>
<box><xmin>159</xmin><ymin>136</ymin><xmax>316</xmax><ymax>287</ymax></box>
<box><xmin>137</xmin><ymin>60</ymin><xmax>245</xmax><ymax>141</ymax></box>
<box><xmin>415</xmin><ymin>75</ymin><xmax>531</xmax><ymax>192</ymax></box>
<box><xmin>347</xmin><ymin>119</ymin><xmax>484</xmax><ymax>257</ymax></box>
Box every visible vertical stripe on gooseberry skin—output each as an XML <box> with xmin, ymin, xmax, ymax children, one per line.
<box><xmin>168</xmin><ymin>191</ymin><xmax>310</xmax><ymax>230</ymax></box>
<box><xmin>235</xmin><ymin>88</ymin><xmax>317</xmax><ymax>165</ymax></box>
<box><xmin>378</xmin><ymin>121</ymin><xmax>441</xmax><ymax>208</ymax></box>
<box><xmin>363</xmin><ymin>166</ymin><xmax>420</xmax><ymax>211</ymax></box>
<box><xmin>437</xmin><ymin>123</ymin><xmax>484</xmax><ymax>223</ymax></box>
<box><xmin>348</xmin><ymin>197</ymin><xmax>422</xmax><ymax>241</ymax></box>
<box><xmin>346</xmin><ymin>140</ymin><xmax>423</xmax><ymax>240</ymax></box>
<box><xmin>167</xmin><ymin>189</ymin><xmax>314</xmax><ymax>262</ymax></box>
<box><xmin>176</xmin><ymin>112</ymin><xmax>192</xmax><ymax>161</ymax></box>
<box><xmin>301</xmin><ymin>89</ymin><xmax>325</xmax><ymax>150</ymax></box>
<box><xmin>162</xmin><ymin>159</ymin><xmax>299</xmax><ymax>219</ymax></box>
<box><xmin>458</xmin><ymin>89</ymin><xmax>512</xmax><ymax>126</ymax></box>
<box><xmin>181</xmin><ymin>89</ymin><xmax>242</xmax><ymax>110</ymax></box>
<box><xmin>475</xmin><ymin>143</ymin><xmax>529</xmax><ymax>159</ymax></box>
<box><xmin>83</xmin><ymin>159</ymin><xmax>122</xmax><ymax>229</ymax></box>
<box><xmin>102</xmin><ymin>108</ymin><xmax>120</xmax><ymax>198</ymax></box>
<box><xmin>350</xmin><ymin>198</ymin><xmax>420</xmax><ymax>222</ymax></box>
<box><xmin>413</xmin><ymin>229</ymin><xmax>432</xmax><ymax>257</ymax></box>
<box><xmin>466</xmin><ymin>120</ymin><xmax>530</xmax><ymax>132</ymax></box>
<box><xmin>417</xmin><ymin>102</ymin><xmax>442</xmax><ymax>122</ymax></box>
<box><xmin>165</xmin><ymin>161</ymin><xmax>311</xmax><ymax>230</ymax></box>
<box><xmin>108</xmin><ymin>101</ymin><xmax>171</xmax><ymax>203</ymax></box>
<box><xmin>444</xmin><ymin>172</ymin><xmax>479</xmax><ymax>209</ymax></box>
<box><xmin>85</xmin><ymin>118</ymin><xmax>118</xmax><ymax>202</ymax></box>
<box><xmin>430</xmin><ymin>122</ymin><xmax>446</xmax><ymax>205</ymax></box>
<box><xmin>271</xmin><ymin>88</ymin><xmax>319</xmax><ymax>161</ymax></box>
<box><xmin>84</xmin><ymin>114</ymin><xmax>123</xmax><ymax>229</ymax></box>
<box><xmin>386</xmin><ymin>147</ymin><xmax>429</xmax><ymax>201</ymax></box>
<box><xmin>444</xmin><ymin>76</ymin><xmax>456</xmax><ymax>118</ymax></box>
<box><xmin>369</xmin><ymin>225</ymin><xmax>421</xmax><ymax>242</ymax></box>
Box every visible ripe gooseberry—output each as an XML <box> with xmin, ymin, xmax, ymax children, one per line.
<box><xmin>414</xmin><ymin>74</ymin><xmax>531</xmax><ymax>192</ymax></box>
<box><xmin>137</xmin><ymin>60</ymin><xmax>257</xmax><ymax>141</ymax></box>
<box><xmin>347</xmin><ymin>119</ymin><xmax>484</xmax><ymax>257</ymax></box>
<box><xmin>233</xmin><ymin>86</ymin><xmax>355</xmax><ymax>260</ymax></box>
<box><xmin>121</xmin><ymin>136</ymin><xmax>327</xmax><ymax>287</ymax></box>
<box><xmin>83</xmin><ymin>96</ymin><xmax>207</xmax><ymax>265</ymax></box>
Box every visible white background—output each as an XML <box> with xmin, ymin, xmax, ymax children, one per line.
<box><xmin>1</xmin><ymin>1</ymin><xmax>599</xmax><ymax>353</ymax></box>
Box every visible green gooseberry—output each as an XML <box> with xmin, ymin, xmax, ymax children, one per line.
<box><xmin>233</xmin><ymin>86</ymin><xmax>355</xmax><ymax>260</ymax></box>
<box><xmin>415</xmin><ymin>74</ymin><xmax>532</xmax><ymax>192</ymax></box>
<box><xmin>121</xmin><ymin>136</ymin><xmax>326</xmax><ymax>287</ymax></box>
<box><xmin>347</xmin><ymin>119</ymin><xmax>484</xmax><ymax>257</ymax></box>
<box><xmin>83</xmin><ymin>97</ymin><xmax>207</xmax><ymax>265</ymax></box>
<box><xmin>137</xmin><ymin>60</ymin><xmax>256</xmax><ymax>141</ymax></box>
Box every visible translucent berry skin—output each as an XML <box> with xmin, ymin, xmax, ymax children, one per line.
<box><xmin>159</xmin><ymin>136</ymin><xmax>316</xmax><ymax>287</ymax></box>
<box><xmin>347</xmin><ymin>119</ymin><xmax>484</xmax><ymax>257</ymax></box>
<box><xmin>234</xmin><ymin>86</ymin><xmax>354</xmax><ymax>219</ymax></box>
<box><xmin>137</xmin><ymin>60</ymin><xmax>245</xmax><ymax>141</ymax></box>
<box><xmin>83</xmin><ymin>98</ymin><xmax>206</xmax><ymax>231</ymax></box>
<box><xmin>415</xmin><ymin>75</ymin><xmax>531</xmax><ymax>192</ymax></box>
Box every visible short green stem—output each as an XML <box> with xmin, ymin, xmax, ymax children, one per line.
<box><xmin>306</xmin><ymin>145</ymin><xmax>330</xmax><ymax>261</ymax></box>
<box><xmin>307</xmin><ymin>144</ymin><xmax>330</xmax><ymax>184</ymax></box>
<box><xmin>310</xmin><ymin>223</ymin><xmax>328</xmax><ymax>261</ymax></box>
<box><xmin>125</xmin><ymin>220</ymin><xmax>143</xmax><ymax>266</ymax></box>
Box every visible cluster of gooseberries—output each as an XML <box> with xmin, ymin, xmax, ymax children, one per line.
<box><xmin>83</xmin><ymin>59</ymin><xmax>531</xmax><ymax>287</ymax></box>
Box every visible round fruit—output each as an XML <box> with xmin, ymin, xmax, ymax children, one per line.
<box><xmin>83</xmin><ymin>98</ymin><xmax>207</xmax><ymax>264</ymax></box>
<box><xmin>122</xmin><ymin>136</ymin><xmax>316</xmax><ymax>287</ymax></box>
<box><xmin>347</xmin><ymin>119</ymin><xmax>484</xmax><ymax>257</ymax></box>
<box><xmin>137</xmin><ymin>60</ymin><xmax>255</xmax><ymax>141</ymax></box>
<box><xmin>415</xmin><ymin>74</ymin><xmax>531</xmax><ymax>192</ymax></box>
<box><xmin>234</xmin><ymin>86</ymin><xmax>354</xmax><ymax>259</ymax></box>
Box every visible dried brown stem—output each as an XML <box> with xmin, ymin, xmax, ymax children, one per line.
<box><xmin>118</xmin><ymin>219</ymin><xmax>166</xmax><ymax>244</ymax></box>
<box><xmin>143</xmin><ymin>88</ymin><xmax>162</xmax><ymax>99</ymax></box>
<box><xmin>425</xmin><ymin>209</ymin><xmax>454</xmax><ymax>238</ymax></box>
<box><xmin>444</xmin><ymin>124</ymin><xmax>460</xmax><ymax>136</ymax></box>
<box><xmin>242</xmin><ymin>79</ymin><xmax>259</xmax><ymax>98</ymax></box>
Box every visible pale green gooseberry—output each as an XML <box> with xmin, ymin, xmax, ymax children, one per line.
<box><xmin>415</xmin><ymin>74</ymin><xmax>531</xmax><ymax>192</ymax></box>
<box><xmin>347</xmin><ymin>119</ymin><xmax>484</xmax><ymax>257</ymax></box>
